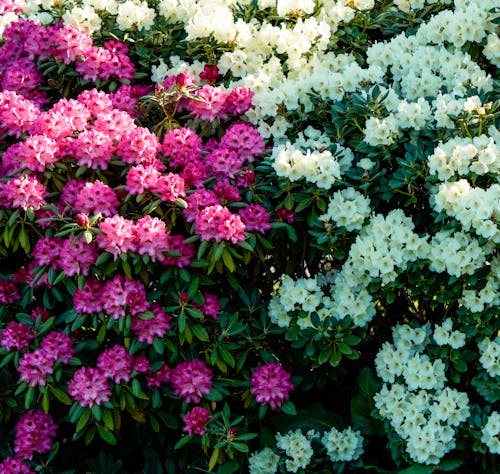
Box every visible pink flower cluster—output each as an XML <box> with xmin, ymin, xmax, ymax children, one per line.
<box><xmin>195</xmin><ymin>205</ymin><xmax>246</xmax><ymax>244</ymax></box>
<box><xmin>0</xmin><ymin>279</ymin><xmax>20</xmax><ymax>303</ymax></box>
<box><xmin>97</xmin><ymin>344</ymin><xmax>133</xmax><ymax>384</ymax></box>
<box><xmin>171</xmin><ymin>359</ymin><xmax>213</xmax><ymax>403</ymax></box>
<box><xmin>97</xmin><ymin>215</ymin><xmax>193</xmax><ymax>265</ymax></box>
<box><xmin>0</xmin><ymin>457</ymin><xmax>34</xmax><ymax>474</ymax></box>
<box><xmin>73</xmin><ymin>275</ymin><xmax>172</xmax><ymax>341</ymax></box>
<box><xmin>68</xmin><ymin>367</ymin><xmax>111</xmax><ymax>408</ymax></box>
<box><xmin>14</xmin><ymin>410</ymin><xmax>57</xmax><ymax>460</ymax></box>
<box><xmin>32</xmin><ymin>236</ymin><xmax>98</xmax><ymax>277</ymax></box>
<box><xmin>250</xmin><ymin>363</ymin><xmax>294</xmax><ymax>410</ymax></box>
<box><xmin>18</xmin><ymin>332</ymin><xmax>74</xmax><ymax>387</ymax></box>
<box><xmin>0</xmin><ymin>322</ymin><xmax>35</xmax><ymax>351</ymax></box>
<box><xmin>183</xmin><ymin>407</ymin><xmax>211</xmax><ymax>436</ymax></box>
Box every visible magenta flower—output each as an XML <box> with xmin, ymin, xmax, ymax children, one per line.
<box><xmin>171</xmin><ymin>360</ymin><xmax>213</xmax><ymax>403</ymax></box>
<box><xmin>238</xmin><ymin>204</ymin><xmax>272</xmax><ymax>234</ymax></box>
<box><xmin>131</xmin><ymin>304</ymin><xmax>172</xmax><ymax>344</ymax></box>
<box><xmin>40</xmin><ymin>331</ymin><xmax>74</xmax><ymax>364</ymax></box>
<box><xmin>18</xmin><ymin>349</ymin><xmax>54</xmax><ymax>387</ymax></box>
<box><xmin>0</xmin><ymin>456</ymin><xmax>34</xmax><ymax>474</ymax></box>
<box><xmin>195</xmin><ymin>204</ymin><xmax>246</xmax><ymax>244</ymax></box>
<box><xmin>68</xmin><ymin>367</ymin><xmax>111</xmax><ymax>407</ymax></box>
<box><xmin>250</xmin><ymin>363</ymin><xmax>294</xmax><ymax>410</ymax></box>
<box><xmin>97</xmin><ymin>345</ymin><xmax>133</xmax><ymax>384</ymax></box>
<box><xmin>0</xmin><ymin>322</ymin><xmax>34</xmax><ymax>351</ymax></box>
<box><xmin>14</xmin><ymin>410</ymin><xmax>57</xmax><ymax>460</ymax></box>
<box><xmin>0</xmin><ymin>279</ymin><xmax>20</xmax><ymax>303</ymax></box>
<box><xmin>97</xmin><ymin>215</ymin><xmax>138</xmax><ymax>259</ymax></box>
<box><xmin>146</xmin><ymin>364</ymin><xmax>172</xmax><ymax>388</ymax></box>
<box><xmin>183</xmin><ymin>407</ymin><xmax>212</xmax><ymax>436</ymax></box>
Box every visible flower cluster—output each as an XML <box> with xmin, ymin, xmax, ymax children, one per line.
<box><xmin>14</xmin><ymin>410</ymin><xmax>57</xmax><ymax>460</ymax></box>
<box><xmin>321</xmin><ymin>426</ymin><xmax>364</xmax><ymax>462</ymax></box>
<box><xmin>250</xmin><ymin>363</ymin><xmax>294</xmax><ymax>410</ymax></box>
<box><xmin>374</xmin><ymin>323</ymin><xmax>471</xmax><ymax>465</ymax></box>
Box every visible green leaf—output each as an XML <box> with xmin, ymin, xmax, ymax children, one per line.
<box><xmin>280</xmin><ymin>400</ymin><xmax>297</xmax><ymax>416</ymax></box>
<box><xmin>397</xmin><ymin>465</ymin><xmax>434</xmax><ymax>474</ymax></box>
<box><xmin>76</xmin><ymin>409</ymin><xmax>92</xmax><ymax>432</ymax></box>
<box><xmin>102</xmin><ymin>409</ymin><xmax>114</xmax><ymax>431</ymax></box>
<box><xmin>42</xmin><ymin>389</ymin><xmax>50</xmax><ymax>413</ymax></box>
<box><xmin>191</xmin><ymin>324</ymin><xmax>209</xmax><ymax>342</ymax></box>
<box><xmin>97</xmin><ymin>425</ymin><xmax>117</xmax><ymax>445</ymax></box>
<box><xmin>51</xmin><ymin>386</ymin><xmax>72</xmax><ymax>405</ymax></box>
<box><xmin>229</xmin><ymin>442</ymin><xmax>248</xmax><ymax>453</ymax></box>
<box><xmin>222</xmin><ymin>248</ymin><xmax>235</xmax><ymax>273</ymax></box>
<box><xmin>174</xmin><ymin>435</ymin><xmax>191</xmax><ymax>450</ymax></box>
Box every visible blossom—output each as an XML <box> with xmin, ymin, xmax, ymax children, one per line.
<box><xmin>171</xmin><ymin>360</ymin><xmax>213</xmax><ymax>403</ymax></box>
<box><xmin>195</xmin><ymin>204</ymin><xmax>246</xmax><ymax>244</ymax></box>
<box><xmin>0</xmin><ymin>279</ymin><xmax>20</xmax><ymax>303</ymax></box>
<box><xmin>40</xmin><ymin>331</ymin><xmax>74</xmax><ymax>364</ymax></box>
<box><xmin>131</xmin><ymin>303</ymin><xmax>172</xmax><ymax>344</ymax></box>
<box><xmin>97</xmin><ymin>345</ymin><xmax>134</xmax><ymax>383</ymax></box>
<box><xmin>0</xmin><ymin>457</ymin><xmax>34</xmax><ymax>474</ymax></box>
<box><xmin>18</xmin><ymin>349</ymin><xmax>54</xmax><ymax>387</ymax></box>
<box><xmin>0</xmin><ymin>175</ymin><xmax>47</xmax><ymax>211</ymax></box>
<box><xmin>188</xmin><ymin>85</ymin><xmax>227</xmax><ymax>121</ymax></box>
<box><xmin>146</xmin><ymin>364</ymin><xmax>172</xmax><ymax>388</ymax></box>
<box><xmin>183</xmin><ymin>407</ymin><xmax>212</xmax><ymax>436</ymax></box>
<box><xmin>97</xmin><ymin>215</ymin><xmax>138</xmax><ymax>258</ymax></box>
<box><xmin>74</xmin><ymin>180</ymin><xmax>119</xmax><ymax>217</ymax></box>
<box><xmin>238</xmin><ymin>204</ymin><xmax>272</xmax><ymax>234</ymax></box>
<box><xmin>250</xmin><ymin>363</ymin><xmax>294</xmax><ymax>410</ymax></box>
<box><xmin>68</xmin><ymin>367</ymin><xmax>111</xmax><ymax>407</ymax></box>
<box><xmin>14</xmin><ymin>410</ymin><xmax>57</xmax><ymax>460</ymax></box>
<box><xmin>0</xmin><ymin>322</ymin><xmax>35</xmax><ymax>351</ymax></box>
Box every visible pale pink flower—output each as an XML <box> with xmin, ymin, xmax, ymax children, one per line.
<box><xmin>151</xmin><ymin>173</ymin><xmax>185</xmax><ymax>202</ymax></box>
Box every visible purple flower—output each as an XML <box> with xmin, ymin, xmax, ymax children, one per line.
<box><xmin>14</xmin><ymin>410</ymin><xmax>57</xmax><ymax>460</ymax></box>
<box><xmin>250</xmin><ymin>363</ymin><xmax>294</xmax><ymax>410</ymax></box>
<box><xmin>68</xmin><ymin>367</ymin><xmax>111</xmax><ymax>407</ymax></box>
<box><xmin>183</xmin><ymin>407</ymin><xmax>211</xmax><ymax>436</ymax></box>
<box><xmin>171</xmin><ymin>360</ymin><xmax>213</xmax><ymax>404</ymax></box>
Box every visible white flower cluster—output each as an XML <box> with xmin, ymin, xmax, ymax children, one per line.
<box><xmin>342</xmin><ymin>209</ymin><xmax>428</xmax><ymax>285</ymax></box>
<box><xmin>432</xmin><ymin>319</ymin><xmax>466</xmax><ymax>349</ymax></box>
<box><xmin>272</xmin><ymin>140</ymin><xmax>353</xmax><ymax>189</ymax></box>
<box><xmin>374</xmin><ymin>323</ymin><xmax>470</xmax><ymax>465</ymax></box>
<box><xmin>319</xmin><ymin>188</ymin><xmax>371</xmax><ymax>231</ymax></box>
<box><xmin>321</xmin><ymin>426</ymin><xmax>364</xmax><ymax>462</ymax></box>
<box><xmin>484</xmin><ymin>33</ymin><xmax>500</xmax><ymax>67</ymax></box>
<box><xmin>481</xmin><ymin>411</ymin><xmax>500</xmax><ymax>455</ymax></box>
<box><xmin>433</xmin><ymin>180</ymin><xmax>500</xmax><ymax>242</ymax></box>
<box><xmin>275</xmin><ymin>429</ymin><xmax>316</xmax><ymax>473</ymax></box>
<box><xmin>248</xmin><ymin>446</ymin><xmax>280</xmax><ymax>474</ymax></box>
<box><xmin>428</xmin><ymin>230</ymin><xmax>492</xmax><ymax>278</ymax></box>
<box><xmin>478</xmin><ymin>336</ymin><xmax>500</xmax><ymax>378</ymax></box>
<box><xmin>268</xmin><ymin>275</ymin><xmax>326</xmax><ymax>329</ymax></box>
<box><xmin>428</xmin><ymin>134</ymin><xmax>499</xmax><ymax>181</ymax></box>
<box><xmin>460</xmin><ymin>255</ymin><xmax>500</xmax><ymax>313</ymax></box>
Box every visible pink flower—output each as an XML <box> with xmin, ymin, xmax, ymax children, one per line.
<box><xmin>77</xmin><ymin>89</ymin><xmax>114</xmax><ymax>117</ymax></box>
<box><xmin>162</xmin><ymin>235</ymin><xmax>194</xmax><ymax>268</ymax></box>
<box><xmin>132</xmin><ymin>355</ymin><xmax>151</xmax><ymax>373</ymax></box>
<box><xmin>18</xmin><ymin>349</ymin><xmax>53</xmax><ymax>387</ymax></box>
<box><xmin>0</xmin><ymin>279</ymin><xmax>20</xmax><ymax>303</ymax></box>
<box><xmin>68</xmin><ymin>367</ymin><xmax>111</xmax><ymax>407</ymax></box>
<box><xmin>73</xmin><ymin>279</ymin><xmax>105</xmax><ymax>315</ymax></box>
<box><xmin>40</xmin><ymin>331</ymin><xmax>74</xmax><ymax>364</ymax></box>
<box><xmin>53</xmin><ymin>24</ymin><xmax>93</xmax><ymax>64</ymax></box>
<box><xmin>223</xmin><ymin>87</ymin><xmax>254</xmax><ymax>116</ymax></box>
<box><xmin>220</xmin><ymin>122</ymin><xmax>265</xmax><ymax>162</ymax></box>
<box><xmin>205</xmin><ymin>146</ymin><xmax>244</xmax><ymax>179</ymax></box>
<box><xmin>213</xmin><ymin>180</ymin><xmax>241</xmax><ymax>203</ymax></box>
<box><xmin>171</xmin><ymin>360</ymin><xmax>213</xmax><ymax>404</ymax></box>
<box><xmin>115</xmin><ymin>126</ymin><xmax>160</xmax><ymax>165</ymax></box>
<box><xmin>183</xmin><ymin>189</ymin><xmax>219</xmax><ymax>223</ymax></box>
<box><xmin>199</xmin><ymin>64</ymin><xmax>219</xmax><ymax>83</ymax></box>
<box><xmin>100</xmin><ymin>275</ymin><xmax>133</xmax><ymax>319</ymax></box>
<box><xmin>97</xmin><ymin>215</ymin><xmax>138</xmax><ymax>259</ymax></box>
<box><xmin>74</xmin><ymin>180</ymin><xmax>119</xmax><ymax>217</ymax></box>
<box><xmin>201</xmin><ymin>293</ymin><xmax>220</xmax><ymax>320</ymax></box>
<box><xmin>250</xmin><ymin>363</ymin><xmax>294</xmax><ymax>410</ymax></box>
<box><xmin>151</xmin><ymin>173</ymin><xmax>186</xmax><ymax>202</ymax></box>
<box><xmin>0</xmin><ymin>90</ymin><xmax>40</xmax><ymax>137</ymax></box>
<box><xmin>131</xmin><ymin>303</ymin><xmax>172</xmax><ymax>344</ymax></box>
<box><xmin>238</xmin><ymin>204</ymin><xmax>272</xmax><ymax>234</ymax></box>
<box><xmin>97</xmin><ymin>345</ymin><xmax>133</xmax><ymax>384</ymax></box>
<box><xmin>183</xmin><ymin>407</ymin><xmax>211</xmax><ymax>436</ymax></box>
<box><xmin>0</xmin><ymin>456</ymin><xmax>34</xmax><ymax>474</ymax></box>
<box><xmin>162</xmin><ymin>127</ymin><xmax>203</xmax><ymax>168</ymax></box>
<box><xmin>195</xmin><ymin>205</ymin><xmax>246</xmax><ymax>244</ymax></box>
<box><xmin>68</xmin><ymin>128</ymin><xmax>115</xmax><ymax>170</ymax></box>
<box><xmin>14</xmin><ymin>410</ymin><xmax>57</xmax><ymax>460</ymax></box>
<box><xmin>134</xmin><ymin>217</ymin><xmax>171</xmax><ymax>261</ymax></box>
<box><xmin>188</xmin><ymin>85</ymin><xmax>227</xmax><ymax>121</ymax></box>
<box><xmin>32</xmin><ymin>237</ymin><xmax>64</xmax><ymax>268</ymax></box>
<box><xmin>146</xmin><ymin>364</ymin><xmax>172</xmax><ymax>388</ymax></box>
<box><xmin>126</xmin><ymin>165</ymin><xmax>161</xmax><ymax>195</ymax></box>
<box><xmin>60</xmin><ymin>237</ymin><xmax>98</xmax><ymax>276</ymax></box>
<box><xmin>0</xmin><ymin>322</ymin><xmax>35</xmax><ymax>351</ymax></box>
<box><xmin>0</xmin><ymin>175</ymin><xmax>46</xmax><ymax>211</ymax></box>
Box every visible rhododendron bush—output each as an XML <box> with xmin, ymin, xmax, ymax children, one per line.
<box><xmin>0</xmin><ymin>0</ymin><xmax>498</xmax><ymax>473</ymax></box>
